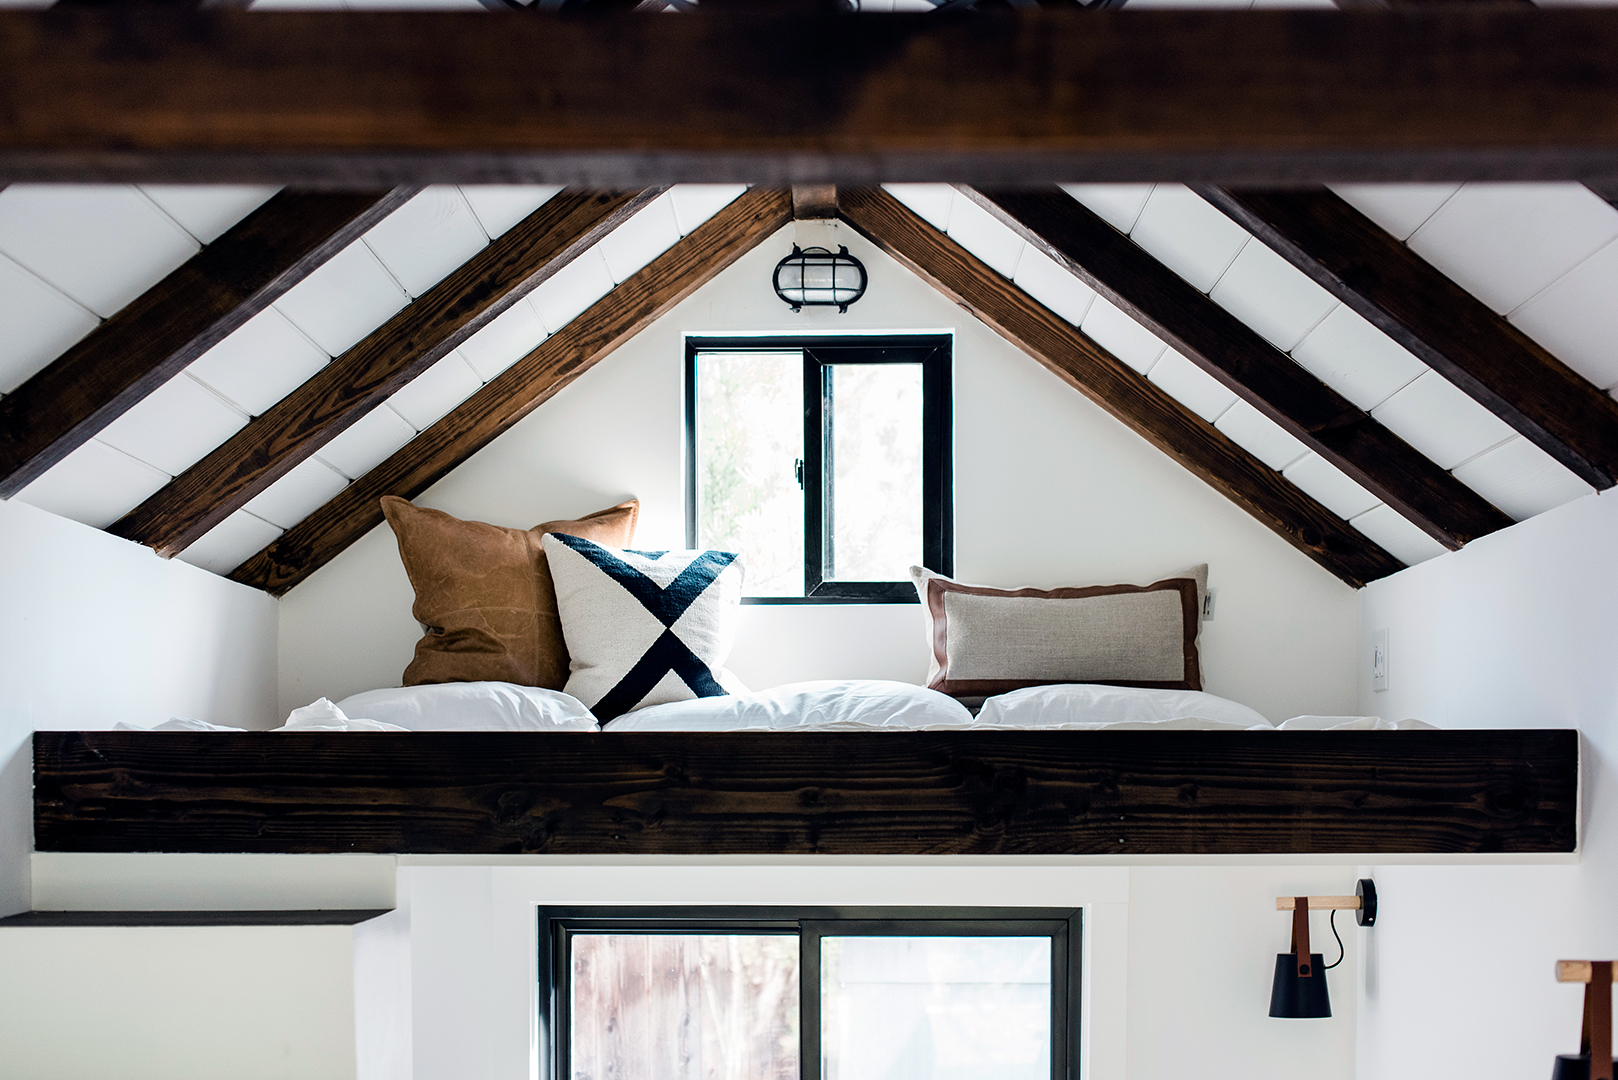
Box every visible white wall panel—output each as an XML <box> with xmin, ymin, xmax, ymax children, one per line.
<box><xmin>667</xmin><ymin>185</ymin><xmax>749</xmax><ymax>236</ymax></box>
<box><xmin>0</xmin><ymin>254</ymin><xmax>99</xmax><ymax>393</ymax></box>
<box><xmin>1283</xmin><ymin>453</ymin><xmax>1381</xmax><ymax>520</ymax></box>
<box><xmin>274</xmin><ymin>242</ymin><xmax>410</xmax><ymax>355</ymax></box>
<box><xmin>1450</xmin><ymin>437</ymin><xmax>1596</xmax><ymax>521</ymax></box>
<box><xmin>944</xmin><ymin>194</ymin><xmax>1026</xmax><ymax>278</ymax></box>
<box><xmin>457</xmin><ymin>298</ymin><xmax>548</xmax><ymax>382</ymax></box>
<box><xmin>1012</xmin><ymin>245</ymin><xmax>1097</xmax><ymax>327</ymax></box>
<box><xmin>881</xmin><ymin>184</ymin><xmax>955</xmax><ymax>232</ymax></box>
<box><xmin>596</xmin><ymin>195</ymin><xmax>683</xmax><ymax>284</ymax></box>
<box><xmin>316</xmin><ymin>406</ymin><xmax>418</xmax><ymax>479</ymax></box>
<box><xmin>1508</xmin><ymin>236</ymin><xmax>1618</xmax><ymax>391</ymax></box>
<box><xmin>178</xmin><ymin>510</ymin><xmax>284</xmax><ymax>575</ymax></box>
<box><xmin>386</xmin><ymin>353</ymin><xmax>483</xmax><ymax>431</ymax></box>
<box><xmin>1348</xmin><ymin>504</ymin><xmax>1447</xmax><ymax>567</ymax></box>
<box><xmin>1370</xmin><ymin>371</ymin><xmax>1516</xmax><ymax>471</ymax></box>
<box><xmin>1214</xmin><ymin>400</ymin><xmax>1308</xmax><ymax>471</ymax></box>
<box><xmin>527</xmin><ymin>251</ymin><xmax>615</xmax><ymax>334</ymax></box>
<box><xmin>185</xmin><ymin>307</ymin><xmax>331</xmax><ymax>417</ymax></box>
<box><xmin>96</xmin><ymin>375</ymin><xmax>249</xmax><ymax>475</ymax></box>
<box><xmin>458</xmin><ymin>185</ymin><xmax>562</xmax><ymax>240</ymax></box>
<box><xmin>1288</xmin><ymin>304</ymin><xmax>1426</xmax><ymax>411</ymax></box>
<box><xmin>1327</xmin><ymin>183</ymin><xmax>1459</xmax><ymax>241</ymax></box>
<box><xmin>1080</xmin><ymin>297</ymin><xmax>1168</xmax><ymax>374</ymax></box>
<box><xmin>139</xmin><ymin>185</ymin><xmax>279</xmax><ymax>244</ymax></box>
<box><xmin>242</xmin><ymin>456</ymin><xmax>351</xmax><ymax>531</ymax></box>
<box><xmin>1129</xmin><ymin>185</ymin><xmax>1249</xmax><ymax>291</ymax></box>
<box><xmin>1147</xmin><ymin>350</ymin><xmax>1237</xmax><ymax>422</ymax></box>
<box><xmin>363</xmin><ymin>186</ymin><xmax>489</xmax><ymax>297</ymax></box>
<box><xmin>14</xmin><ymin>438</ymin><xmax>171</xmax><ymax>529</ymax></box>
<box><xmin>1208</xmin><ymin>243</ymin><xmax>1338</xmax><ymax>351</ymax></box>
<box><xmin>1060</xmin><ymin>183</ymin><xmax>1154</xmax><ymax>233</ymax></box>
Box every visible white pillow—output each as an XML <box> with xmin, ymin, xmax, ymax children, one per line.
<box><xmin>608</xmin><ymin>680</ymin><xmax>973</xmax><ymax>731</ymax></box>
<box><xmin>113</xmin><ymin>718</ymin><xmax>250</xmax><ymax>732</ymax></box>
<box><xmin>331</xmin><ymin>683</ymin><xmax>598</xmax><ymax>731</ymax></box>
<box><xmin>1277</xmin><ymin>715</ymin><xmax>1437</xmax><ymax>731</ymax></box>
<box><xmin>977</xmin><ymin>684</ymin><xmax>1271</xmax><ymax>728</ymax></box>
<box><xmin>542</xmin><ymin>533</ymin><xmax>748</xmax><ymax>721</ymax></box>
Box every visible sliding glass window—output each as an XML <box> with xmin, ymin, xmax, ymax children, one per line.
<box><xmin>540</xmin><ymin>907</ymin><xmax>1079</xmax><ymax>1080</ymax></box>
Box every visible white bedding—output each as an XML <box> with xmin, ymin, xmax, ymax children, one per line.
<box><xmin>606</xmin><ymin>680</ymin><xmax>973</xmax><ymax>731</ymax></box>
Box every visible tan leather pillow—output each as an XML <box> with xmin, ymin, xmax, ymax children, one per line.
<box><xmin>381</xmin><ymin>496</ymin><xmax>639</xmax><ymax>689</ymax></box>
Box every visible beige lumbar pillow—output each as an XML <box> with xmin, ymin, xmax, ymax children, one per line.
<box><xmin>910</xmin><ymin>564</ymin><xmax>1207</xmax><ymax>697</ymax></box>
<box><xmin>381</xmin><ymin>496</ymin><xmax>639</xmax><ymax>689</ymax></box>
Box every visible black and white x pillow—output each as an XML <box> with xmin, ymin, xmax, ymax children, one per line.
<box><xmin>542</xmin><ymin>533</ymin><xmax>748</xmax><ymax>721</ymax></box>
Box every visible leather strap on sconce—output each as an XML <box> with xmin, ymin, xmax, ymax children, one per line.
<box><xmin>1584</xmin><ymin>961</ymin><xmax>1613</xmax><ymax>1080</ymax></box>
<box><xmin>1291</xmin><ymin>896</ymin><xmax>1312</xmax><ymax>977</ymax></box>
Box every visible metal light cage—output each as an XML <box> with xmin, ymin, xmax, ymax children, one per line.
<box><xmin>773</xmin><ymin>244</ymin><xmax>867</xmax><ymax>312</ymax></box>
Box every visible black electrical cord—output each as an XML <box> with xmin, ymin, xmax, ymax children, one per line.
<box><xmin>1322</xmin><ymin>908</ymin><xmax>1346</xmax><ymax>970</ymax></box>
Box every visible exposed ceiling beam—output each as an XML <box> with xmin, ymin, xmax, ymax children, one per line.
<box><xmin>0</xmin><ymin>188</ymin><xmax>416</xmax><ymax>499</ymax></box>
<box><xmin>833</xmin><ymin>186</ymin><xmax>1405</xmax><ymax>588</ymax></box>
<box><xmin>964</xmin><ymin>186</ymin><xmax>1515</xmax><ymax>550</ymax></box>
<box><xmin>6</xmin><ymin>8</ymin><xmax>1618</xmax><ymax>184</ymax></box>
<box><xmin>229</xmin><ymin>186</ymin><xmax>794</xmax><ymax>595</ymax></box>
<box><xmin>110</xmin><ymin>188</ymin><xmax>662</xmax><ymax>557</ymax></box>
<box><xmin>1193</xmin><ymin>185</ymin><xmax>1618</xmax><ymax>491</ymax></box>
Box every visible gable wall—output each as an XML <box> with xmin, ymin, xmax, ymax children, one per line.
<box><xmin>1354</xmin><ymin>486</ymin><xmax>1618</xmax><ymax>1079</ymax></box>
<box><xmin>278</xmin><ymin>217</ymin><xmax>1361</xmax><ymax>723</ymax></box>
<box><xmin>0</xmin><ymin>496</ymin><xmax>279</xmax><ymax>916</ymax></box>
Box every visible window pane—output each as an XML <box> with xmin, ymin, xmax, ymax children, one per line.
<box><xmin>570</xmin><ymin>933</ymin><xmax>800</xmax><ymax>1080</ymax></box>
<box><xmin>821</xmin><ymin>936</ymin><xmax>1051</xmax><ymax>1080</ymax></box>
<box><xmin>695</xmin><ymin>351</ymin><xmax>804</xmax><ymax>597</ymax></box>
<box><xmin>826</xmin><ymin>364</ymin><xmax>924</xmax><ymax>582</ymax></box>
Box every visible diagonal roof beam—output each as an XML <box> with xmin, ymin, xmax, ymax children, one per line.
<box><xmin>963</xmin><ymin>186</ymin><xmax>1513</xmax><ymax>550</ymax></box>
<box><xmin>110</xmin><ymin>188</ymin><xmax>662</xmax><ymax>557</ymax></box>
<box><xmin>1192</xmin><ymin>185</ymin><xmax>1618</xmax><ymax>491</ymax></box>
<box><xmin>229</xmin><ymin>186</ymin><xmax>794</xmax><ymax>595</ymax></box>
<box><xmin>0</xmin><ymin>187</ymin><xmax>418</xmax><ymax>499</ymax></box>
<box><xmin>833</xmin><ymin>186</ymin><xmax>1404</xmax><ymax>588</ymax></box>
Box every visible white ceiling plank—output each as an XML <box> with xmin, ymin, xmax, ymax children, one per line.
<box><xmin>881</xmin><ymin>185</ymin><xmax>956</xmax><ymax>233</ymax></box>
<box><xmin>0</xmin><ymin>185</ymin><xmax>199</xmax><ymax>317</ymax></box>
<box><xmin>457</xmin><ymin>298</ymin><xmax>547</xmax><ymax>383</ymax></box>
<box><xmin>1282</xmin><ymin>453</ymin><xmax>1381</xmax><ymax>520</ymax></box>
<box><xmin>362</xmin><ymin>186</ymin><xmax>490</xmax><ymax>298</ymax></box>
<box><xmin>138</xmin><ymin>185</ymin><xmax>281</xmax><ymax>244</ymax></box>
<box><xmin>1327</xmin><ymin>183</ymin><xmax>1461</xmax><ymax>241</ymax></box>
<box><xmin>945</xmin><ymin>195</ymin><xmax>1026</xmax><ymax>279</ymax></box>
<box><xmin>1059</xmin><ymin>184</ymin><xmax>1155</xmax><ymax>234</ymax></box>
<box><xmin>96</xmin><ymin>374</ymin><xmax>249</xmax><ymax>476</ymax></box>
<box><xmin>176</xmin><ymin>510</ymin><xmax>284</xmax><ymax>576</ymax></box>
<box><xmin>1451</xmin><ymin>437</ymin><xmax>1597</xmax><ymax>522</ymax></box>
<box><xmin>386</xmin><ymin>352</ymin><xmax>483</xmax><ymax>430</ymax></box>
<box><xmin>596</xmin><ymin>195</ymin><xmax>683</xmax><ymax>284</ymax></box>
<box><xmin>459</xmin><ymin>185</ymin><xmax>564</xmax><ymax>240</ymax></box>
<box><xmin>184</xmin><ymin>307</ymin><xmax>330</xmax><ymax>417</ymax></box>
<box><xmin>1407</xmin><ymin>183</ymin><xmax>1618</xmax><ymax>314</ymax></box>
<box><xmin>1208</xmin><ymin>242</ymin><xmax>1339</xmax><ymax>351</ymax></box>
<box><xmin>1079</xmin><ymin>297</ymin><xmax>1168</xmax><ymax>375</ymax></box>
<box><xmin>273</xmin><ymin>241</ymin><xmax>410</xmax><ymax>356</ymax></box>
<box><xmin>1214</xmin><ymin>399</ymin><xmax>1309</xmax><ymax>471</ymax></box>
<box><xmin>241</xmin><ymin>456</ymin><xmax>350</xmax><ymax>531</ymax></box>
<box><xmin>1012</xmin><ymin>245</ymin><xmax>1097</xmax><ymax>327</ymax></box>
<box><xmin>0</xmin><ymin>255</ymin><xmax>99</xmax><ymax>394</ymax></box>
<box><xmin>1370</xmin><ymin>370</ymin><xmax>1518</xmax><ymax>471</ymax></box>
<box><xmin>1508</xmin><ymin>237</ymin><xmax>1618</xmax><ymax>392</ymax></box>
<box><xmin>1289</xmin><ymin>304</ymin><xmax>1428</xmax><ymax>411</ymax></box>
<box><xmin>1349</xmin><ymin>504</ymin><xmax>1448</xmax><ymax>567</ymax></box>
<box><xmin>314</xmin><ymin>406</ymin><xmax>418</xmax><ymax>480</ymax></box>
<box><xmin>1147</xmin><ymin>350</ymin><xmax>1237</xmax><ymax>422</ymax></box>
<box><xmin>669</xmin><ymin>185</ymin><xmax>749</xmax><ymax>236</ymax></box>
<box><xmin>1130</xmin><ymin>185</ymin><xmax>1251</xmax><ymax>292</ymax></box>
<box><xmin>14</xmin><ymin>438</ymin><xmax>171</xmax><ymax>530</ymax></box>
<box><xmin>527</xmin><ymin>252</ymin><xmax>616</xmax><ymax>335</ymax></box>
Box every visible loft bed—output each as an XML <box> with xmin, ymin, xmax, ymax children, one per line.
<box><xmin>32</xmin><ymin>728</ymin><xmax>1578</xmax><ymax>856</ymax></box>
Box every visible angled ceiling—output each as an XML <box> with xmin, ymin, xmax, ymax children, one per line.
<box><xmin>0</xmin><ymin>175</ymin><xmax>1613</xmax><ymax>593</ymax></box>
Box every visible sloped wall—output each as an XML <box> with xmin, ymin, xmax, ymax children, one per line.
<box><xmin>278</xmin><ymin>217</ymin><xmax>1360</xmax><ymax>723</ymax></box>
<box><xmin>1355</xmin><ymin>487</ymin><xmax>1618</xmax><ymax>1079</ymax></box>
<box><xmin>0</xmin><ymin>497</ymin><xmax>278</xmax><ymax>915</ymax></box>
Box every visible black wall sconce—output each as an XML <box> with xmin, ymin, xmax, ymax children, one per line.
<box><xmin>773</xmin><ymin>244</ymin><xmax>867</xmax><ymax>312</ymax></box>
<box><xmin>1269</xmin><ymin>878</ymin><xmax>1377</xmax><ymax>1019</ymax></box>
<box><xmin>1555</xmin><ymin>960</ymin><xmax>1616</xmax><ymax>1080</ymax></box>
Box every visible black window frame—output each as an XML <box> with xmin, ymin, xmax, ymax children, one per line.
<box><xmin>539</xmin><ymin>905</ymin><xmax>1081</xmax><ymax>1080</ymax></box>
<box><xmin>684</xmin><ymin>335</ymin><xmax>954</xmax><ymax>604</ymax></box>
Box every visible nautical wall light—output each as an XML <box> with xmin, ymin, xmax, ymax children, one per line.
<box><xmin>773</xmin><ymin>244</ymin><xmax>867</xmax><ymax>312</ymax></box>
<box><xmin>1269</xmin><ymin>879</ymin><xmax>1377</xmax><ymax>1019</ymax></box>
<box><xmin>1554</xmin><ymin>960</ymin><xmax>1617</xmax><ymax>1080</ymax></box>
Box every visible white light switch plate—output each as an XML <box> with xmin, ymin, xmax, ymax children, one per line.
<box><xmin>1372</xmin><ymin>627</ymin><xmax>1390</xmax><ymax>692</ymax></box>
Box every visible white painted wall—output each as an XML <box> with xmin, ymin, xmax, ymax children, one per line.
<box><xmin>0</xmin><ymin>496</ymin><xmax>279</xmax><ymax>916</ymax></box>
<box><xmin>279</xmin><ymin>217</ymin><xmax>1360</xmax><ymax>723</ymax></box>
<box><xmin>1354</xmin><ymin>487</ymin><xmax>1618</xmax><ymax>1079</ymax></box>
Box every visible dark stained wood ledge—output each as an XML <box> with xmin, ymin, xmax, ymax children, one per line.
<box><xmin>33</xmin><ymin>729</ymin><xmax>1577</xmax><ymax>856</ymax></box>
<box><xmin>0</xmin><ymin>910</ymin><xmax>391</xmax><ymax>928</ymax></box>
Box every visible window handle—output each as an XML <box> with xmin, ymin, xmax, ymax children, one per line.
<box><xmin>794</xmin><ymin>458</ymin><xmax>804</xmax><ymax>489</ymax></box>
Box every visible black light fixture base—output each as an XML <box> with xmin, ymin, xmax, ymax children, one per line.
<box><xmin>1356</xmin><ymin>878</ymin><xmax>1378</xmax><ymax>927</ymax></box>
<box><xmin>1269</xmin><ymin>952</ymin><xmax>1332</xmax><ymax>1018</ymax></box>
<box><xmin>1552</xmin><ymin>1054</ymin><xmax>1618</xmax><ymax>1080</ymax></box>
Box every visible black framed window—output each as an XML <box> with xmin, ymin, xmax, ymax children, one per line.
<box><xmin>685</xmin><ymin>336</ymin><xmax>953</xmax><ymax>603</ymax></box>
<box><xmin>539</xmin><ymin>906</ymin><xmax>1080</xmax><ymax>1080</ymax></box>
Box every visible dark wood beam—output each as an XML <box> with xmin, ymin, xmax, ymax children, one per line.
<box><xmin>229</xmin><ymin>186</ymin><xmax>793</xmax><ymax>594</ymax></box>
<box><xmin>963</xmin><ymin>186</ymin><xmax>1514</xmax><ymax>549</ymax></box>
<box><xmin>32</xmin><ymin>729</ymin><xmax>1580</xmax><ymax>855</ymax></box>
<box><xmin>1587</xmin><ymin>181</ymin><xmax>1618</xmax><ymax>211</ymax></box>
<box><xmin>1193</xmin><ymin>185</ymin><xmax>1618</xmax><ymax>491</ymax></box>
<box><xmin>834</xmin><ymin>186</ymin><xmax>1405</xmax><ymax>587</ymax></box>
<box><xmin>0</xmin><ymin>188</ymin><xmax>416</xmax><ymax>499</ymax></box>
<box><xmin>109</xmin><ymin>188</ymin><xmax>662</xmax><ymax>557</ymax></box>
<box><xmin>6</xmin><ymin>9</ymin><xmax>1618</xmax><ymax>184</ymax></box>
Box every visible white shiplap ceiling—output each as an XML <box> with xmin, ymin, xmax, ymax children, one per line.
<box><xmin>0</xmin><ymin>165</ymin><xmax>1612</xmax><ymax>581</ymax></box>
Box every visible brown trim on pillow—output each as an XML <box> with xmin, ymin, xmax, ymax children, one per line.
<box><xmin>922</xmin><ymin>575</ymin><xmax>1202</xmax><ymax>695</ymax></box>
